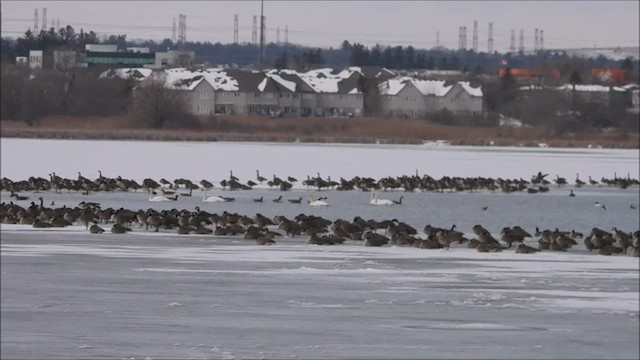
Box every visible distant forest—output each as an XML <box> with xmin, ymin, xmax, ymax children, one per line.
<box><xmin>1</xmin><ymin>25</ymin><xmax>636</xmax><ymax>73</ymax></box>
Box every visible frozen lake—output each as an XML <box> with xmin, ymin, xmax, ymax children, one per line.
<box><xmin>1</xmin><ymin>138</ymin><xmax>639</xmax><ymax>359</ymax></box>
<box><xmin>1</xmin><ymin>231</ymin><xmax>638</xmax><ymax>359</ymax></box>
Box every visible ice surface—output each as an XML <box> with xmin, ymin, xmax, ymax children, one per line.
<box><xmin>1</xmin><ymin>139</ymin><xmax>639</xmax><ymax>359</ymax></box>
<box><xmin>1</xmin><ymin>138</ymin><xmax>638</xmax><ymax>186</ymax></box>
<box><xmin>1</xmin><ymin>232</ymin><xmax>638</xmax><ymax>359</ymax></box>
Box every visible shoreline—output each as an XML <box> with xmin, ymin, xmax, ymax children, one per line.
<box><xmin>1</xmin><ymin>129</ymin><xmax>638</xmax><ymax>149</ymax></box>
<box><xmin>1</xmin><ymin>117</ymin><xmax>638</xmax><ymax>149</ymax></box>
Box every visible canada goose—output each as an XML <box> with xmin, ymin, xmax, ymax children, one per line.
<box><xmin>253</xmin><ymin>196</ymin><xmax>263</xmax><ymax>203</ymax></box>
<box><xmin>89</xmin><ymin>224</ymin><xmax>105</xmax><ymax>234</ymax></box>
<box><xmin>569</xmin><ymin>190</ymin><xmax>575</xmax><ymax>197</ymax></box>
<box><xmin>9</xmin><ymin>192</ymin><xmax>29</xmax><ymax>201</ymax></box>
<box><xmin>554</xmin><ymin>175</ymin><xmax>567</xmax><ymax>186</ymax></box>
<box><xmin>229</xmin><ymin>170</ymin><xmax>238</xmax><ymax>182</ymax></box>
<box><xmin>588</xmin><ymin>176</ymin><xmax>599</xmax><ymax>186</ymax></box>
<box><xmin>111</xmin><ymin>223</ymin><xmax>132</xmax><ymax>234</ymax></box>
<box><xmin>202</xmin><ymin>189</ymin><xmax>229</xmax><ymax>203</ymax></box>
<box><xmin>369</xmin><ymin>190</ymin><xmax>394</xmax><ymax>206</ymax></box>
<box><xmin>256</xmin><ymin>170</ymin><xmax>268</xmax><ymax>183</ymax></box>
<box><xmin>516</xmin><ymin>244</ymin><xmax>540</xmax><ymax>254</ymax></box>
<box><xmin>594</xmin><ymin>201</ymin><xmax>606</xmax><ymax>210</ymax></box>
<box><xmin>575</xmin><ymin>174</ymin><xmax>585</xmax><ymax>187</ymax></box>
<box><xmin>272</xmin><ymin>195</ymin><xmax>283</xmax><ymax>203</ymax></box>
<box><xmin>288</xmin><ymin>197</ymin><xmax>303</xmax><ymax>204</ymax></box>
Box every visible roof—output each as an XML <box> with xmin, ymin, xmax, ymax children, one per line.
<box><xmin>99</xmin><ymin>68</ymin><xmax>153</xmax><ymax>81</ymax></box>
<box><xmin>379</xmin><ymin>77</ymin><xmax>482</xmax><ymax>97</ymax></box>
<box><xmin>557</xmin><ymin>84</ymin><xmax>612</xmax><ymax>92</ymax></box>
<box><xmin>379</xmin><ymin>77</ymin><xmax>449</xmax><ymax>96</ymax></box>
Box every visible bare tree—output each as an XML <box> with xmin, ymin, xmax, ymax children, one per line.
<box><xmin>132</xmin><ymin>73</ymin><xmax>192</xmax><ymax>128</ymax></box>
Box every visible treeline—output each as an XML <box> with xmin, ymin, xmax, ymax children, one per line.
<box><xmin>2</xmin><ymin>25</ymin><xmax>638</xmax><ymax>75</ymax></box>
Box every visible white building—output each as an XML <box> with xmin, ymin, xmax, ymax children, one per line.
<box><xmin>28</xmin><ymin>50</ymin><xmax>43</xmax><ymax>69</ymax></box>
<box><xmin>85</xmin><ymin>44</ymin><xmax>118</xmax><ymax>53</ymax></box>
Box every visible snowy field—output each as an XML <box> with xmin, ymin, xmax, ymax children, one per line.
<box><xmin>1</xmin><ymin>138</ymin><xmax>639</xmax><ymax>359</ymax></box>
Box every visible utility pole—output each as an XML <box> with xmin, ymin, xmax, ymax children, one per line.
<box><xmin>276</xmin><ymin>26</ymin><xmax>280</xmax><ymax>45</ymax></box>
<box><xmin>436</xmin><ymin>31</ymin><xmax>440</xmax><ymax>48</ymax></box>
<box><xmin>534</xmin><ymin>28</ymin><xmax>539</xmax><ymax>52</ymax></box>
<box><xmin>488</xmin><ymin>22</ymin><xmax>494</xmax><ymax>54</ymax></box>
<box><xmin>42</xmin><ymin>7</ymin><xmax>47</xmax><ymax>30</ymax></box>
<box><xmin>509</xmin><ymin>29</ymin><xmax>515</xmax><ymax>53</ymax></box>
<box><xmin>284</xmin><ymin>25</ymin><xmax>288</xmax><ymax>45</ymax></box>
<box><xmin>252</xmin><ymin>15</ymin><xmax>257</xmax><ymax>44</ymax></box>
<box><xmin>540</xmin><ymin>29</ymin><xmax>544</xmax><ymax>51</ymax></box>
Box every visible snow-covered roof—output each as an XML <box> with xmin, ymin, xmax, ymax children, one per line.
<box><xmin>99</xmin><ymin>68</ymin><xmax>153</xmax><ymax>81</ymax></box>
<box><xmin>295</xmin><ymin>68</ymin><xmax>361</xmax><ymax>94</ymax></box>
<box><xmin>266</xmin><ymin>73</ymin><xmax>296</xmax><ymax>92</ymax></box>
<box><xmin>161</xmin><ymin>68</ymin><xmax>239</xmax><ymax>91</ymax></box>
<box><xmin>459</xmin><ymin>81</ymin><xmax>483</xmax><ymax>97</ymax></box>
<box><xmin>557</xmin><ymin>84</ymin><xmax>611</xmax><ymax>92</ymax></box>
<box><xmin>379</xmin><ymin>77</ymin><xmax>455</xmax><ymax>97</ymax></box>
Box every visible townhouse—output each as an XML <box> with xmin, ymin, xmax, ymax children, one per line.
<box><xmin>378</xmin><ymin>77</ymin><xmax>483</xmax><ymax>118</ymax></box>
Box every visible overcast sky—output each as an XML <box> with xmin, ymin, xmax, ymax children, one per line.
<box><xmin>2</xmin><ymin>1</ymin><xmax>639</xmax><ymax>52</ymax></box>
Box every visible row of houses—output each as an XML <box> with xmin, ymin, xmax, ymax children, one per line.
<box><xmin>117</xmin><ymin>66</ymin><xmax>485</xmax><ymax>118</ymax></box>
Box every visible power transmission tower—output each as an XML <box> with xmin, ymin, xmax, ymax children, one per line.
<box><xmin>436</xmin><ymin>31</ymin><xmax>440</xmax><ymax>48</ymax></box>
<box><xmin>284</xmin><ymin>26</ymin><xmax>288</xmax><ymax>45</ymax></box>
<box><xmin>172</xmin><ymin>18</ymin><xmax>176</xmax><ymax>42</ymax></box>
<box><xmin>259</xmin><ymin>0</ymin><xmax>265</xmax><ymax>67</ymax></box>
<box><xmin>56</xmin><ymin>18</ymin><xmax>60</xmax><ymax>29</ymax></box>
<box><xmin>42</xmin><ymin>7</ymin><xmax>47</xmax><ymax>30</ymax></box>
<box><xmin>540</xmin><ymin>29</ymin><xmax>544</xmax><ymax>51</ymax></box>
<box><xmin>233</xmin><ymin>14</ymin><xmax>239</xmax><ymax>44</ymax></box>
<box><xmin>276</xmin><ymin>26</ymin><xmax>280</xmax><ymax>44</ymax></box>
<box><xmin>488</xmin><ymin>22</ymin><xmax>494</xmax><ymax>54</ymax></box>
<box><xmin>519</xmin><ymin>29</ymin><xmax>524</xmax><ymax>53</ymax></box>
<box><xmin>458</xmin><ymin>26</ymin><xmax>466</xmax><ymax>50</ymax></box>
<box><xmin>178</xmin><ymin>14</ymin><xmax>186</xmax><ymax>43</ymax></box>
<box><xmin>509</xmin><ymin>29</ymin><xmax>515</xmax><ymax>53</ymax></box>
<box><xmin>34</xmin><ymin>8</ymin><xmax>38</xmax><ymax>33</ymax></box>
<box><xmin>252</xmin><ymin>15</ymin><xmax>257</xmax><ymax>44</ymax></box>
<box><xmin>472</xmin><ymin>20</ymin><xmax>478</xmax><ymax>52</ymax></box>
<box><xmin>534</xmin><ymin>28</ymin><xmax>539</xmax><ymax>52</ymax></box>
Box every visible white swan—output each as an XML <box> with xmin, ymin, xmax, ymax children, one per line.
<box><xmin>202</xmin><ymin>189</ymin><xmax>228</xmax><ymax>203</ymax></box>
<box><xmin>148</xmin><ymin>191</ymin><xmax>176</xmax><ymax>202</ymax></box>
<box><xmin>309</xmin><ymin>195</ymin><xmax>328</xmax><ymax>207</ymax></box>
<box><xmin>369</xmin><ymin>190</ymin><xmax>394</xmax><ymax>206</ymax></box>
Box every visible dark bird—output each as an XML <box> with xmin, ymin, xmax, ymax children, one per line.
<box><xmin>569</xmin><ymin>190</ymin><xmax>575</xmax><ymax>197</ymax></box>
<box><xmin>631</xmin><ymin>205</ymin><xmax>638</xmax><ymax>210</ymax></box>
<box><xmin>481</xmin><ymin>206</ymin><xmax>488</xmax><ymax>211</ymax></box>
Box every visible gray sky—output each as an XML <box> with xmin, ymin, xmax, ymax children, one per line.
<box><xmin>2</xmin><ymin>1</ymin><xmax>639</xmax><ymax>52</ymax></box>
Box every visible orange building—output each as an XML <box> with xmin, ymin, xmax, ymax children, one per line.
<box><xmin>591</xmin><ymin>68</ymin><xmax>627</xmax><ymax>85</ymax></box>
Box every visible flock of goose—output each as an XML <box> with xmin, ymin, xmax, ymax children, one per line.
<box><xmin>1</xmin><ymin>200</ymin><xmax>638</xmax><ymax>257</ymax></box>
<box><xmin>1</xmin><ymin>171</ymin><xmax>638</xmax><ymax>198</ymax></box>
